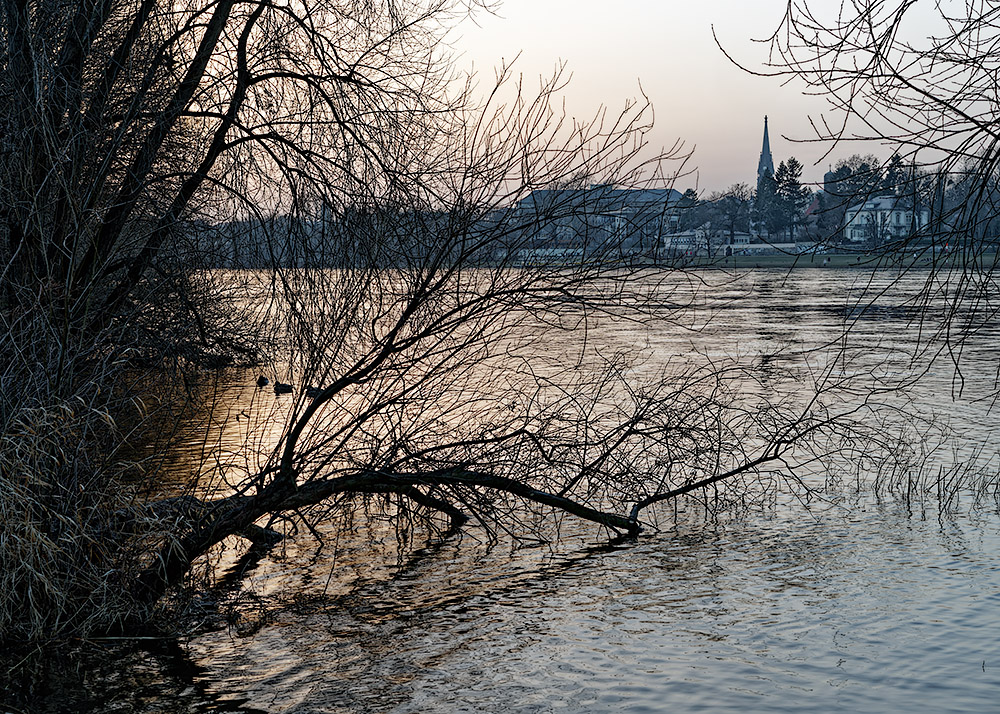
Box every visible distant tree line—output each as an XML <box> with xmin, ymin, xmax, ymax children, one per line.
<box><xmin>672</xmin><ymin>150</ymin><xmax>1000</xmax><ymax>247</ymax></box>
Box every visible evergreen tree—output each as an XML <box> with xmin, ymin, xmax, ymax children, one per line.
<box><xmin>775</xmin><ymin>157</ymin><xmax>811</xmax><ymax>240</ymax></box>
<box><xmin>881</xmin><ymin>153</ymin><xmax>907</xmax><ymax>194</ymax></box>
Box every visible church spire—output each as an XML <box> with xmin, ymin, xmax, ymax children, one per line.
<box><xmin>757</xmin><ymin>116</ymin><xmax>774</xmax><ymax>188</ymax></box>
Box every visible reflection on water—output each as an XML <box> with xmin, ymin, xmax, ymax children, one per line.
<box><xmin>16</xmin><ymin>504</ymin><xmax>1000</xmax><ymax>713</ymax></box>
<box><xmin>189</xmin><ymin>505</ymin><xmax>1000</xmax><ymax>714</ymax></box>
<box><xmin>9</xmin><ymin>269</ymin><xmax>1000</xmax><ymax>713</ymax></box>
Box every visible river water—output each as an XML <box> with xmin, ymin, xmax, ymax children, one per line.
<box><xmin>13</xmin><ymin>268</ymin><xmax>1000</xmax><ymax>713</ymax></box>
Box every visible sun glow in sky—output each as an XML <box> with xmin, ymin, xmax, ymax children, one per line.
<box><xmin>452</xmin><ymin>0</ymin><xmax>882</xmax><ymax>194</ymax></box>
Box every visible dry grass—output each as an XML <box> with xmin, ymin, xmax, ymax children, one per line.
<box><xmin>0</xmin><ymin>401</ymin><xmax>161</xmax><ymax>645</ymax></box>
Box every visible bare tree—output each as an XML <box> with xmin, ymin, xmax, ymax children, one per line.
<box><xmin>709</xmin><ymin>183</ymin><xmax>752</xmax><ymax>245</ymax></box>
<box><xmin>128</xmin><ymin>81</ymin><xmax>850</xmax><ymax>610</ymax></box>
<box><xmin>1</xmin><ymin>0</ymin><xmax>897</xmax><ymax>645</ymax></box>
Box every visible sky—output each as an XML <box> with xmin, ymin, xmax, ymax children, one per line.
<box><xmin>450</xmin><ymin>0</ymin><xmax>886</xmax><ymax>194</ymax></box>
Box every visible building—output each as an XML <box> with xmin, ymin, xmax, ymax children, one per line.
<box><xmin>662</xmin><ymin>226</ymin><xmax>712</xmax><ymax>257</ymax></box>
<box><xmin>514</xmin><ymin>185</ymin><xmax>684</xmax><ymax>261</ymax></box>
<box><xmin>752</xmin><ymin>116</ymin><xmax>777</xmax><ymax>238</ymax></box>
<box><xmin>843</xmin><ymin>195</ymin><xmax>929</xmax><ymax>243</ymax></box>
<box><xmin>757</xmin><ymin>116</ymin><xmax>775</xmax><ymax>191</ymax></box>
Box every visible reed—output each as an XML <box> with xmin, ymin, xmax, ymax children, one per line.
<box><xmin>0</xmin><ymin>401</ymin><xmax>159</xmax><ymax>645</ymax></box>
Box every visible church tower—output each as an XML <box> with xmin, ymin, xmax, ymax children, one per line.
<box><xmin>757</xmin><ymin>116</ymin><xmax>775</xmax><ymax>190</ymax></box>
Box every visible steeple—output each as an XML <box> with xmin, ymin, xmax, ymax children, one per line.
<box><xmin>757</xmin><ymin>116</ymin><xmax>774</xmax><ymax>188</ymax></box>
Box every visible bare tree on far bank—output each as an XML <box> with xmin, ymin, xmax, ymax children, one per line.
<box><xmin>0</xmin><ymin>0</ymin><xmax>946</xmax><ymax>653</ymax></box>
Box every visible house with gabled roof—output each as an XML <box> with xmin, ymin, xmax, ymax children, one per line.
<box><xmin>843</xmin><ymin>195</ymin><xmax>929</xmax><ymax>244</ymax></box>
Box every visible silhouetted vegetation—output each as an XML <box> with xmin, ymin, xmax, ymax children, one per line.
<box><xmin>2</xmin><ymin>0</ymin><xmax>997</xmax><ymax>664</ymax></box>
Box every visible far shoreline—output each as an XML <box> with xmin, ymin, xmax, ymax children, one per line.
<box><xmin>690</xmin><ymin>251</ymin><xmax>999</xmax><ymax>270</ymax></box>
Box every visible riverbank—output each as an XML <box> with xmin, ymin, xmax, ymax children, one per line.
<box><xmin>695</xmin><ymin>251</ymin><xmax>999</xmax><ymax>270</ymax></box>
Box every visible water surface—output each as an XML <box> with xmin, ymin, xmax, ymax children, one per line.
<box><xmin>12</xmin><ymin>268</ymin><xmax>1000</xmax><ymax>713</ymax></box>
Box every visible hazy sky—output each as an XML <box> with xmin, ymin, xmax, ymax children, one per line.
<box><xmin>452</xmin><ymin>0</ymin><xmax>884</xmax><ymax>194</ymax></box>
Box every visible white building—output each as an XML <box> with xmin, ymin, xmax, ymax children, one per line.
<box><xmin>662</xmin><ymin>228</ymin><xmax>710</xmax><ymax>257</ymax></box>
<box><xmin>843</xmin><ymin>195</ymin><xmax>929</xmax><ymax>243</ymax></box>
